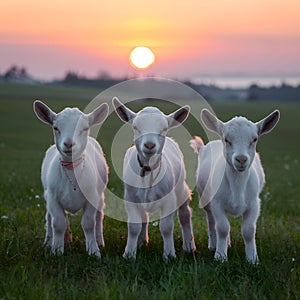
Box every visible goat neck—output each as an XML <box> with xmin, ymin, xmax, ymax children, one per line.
<box><xmin>60</xmin><ymin>154</ymin><xmax>85</xmax><ymax>170</ymax></box>
<box><xmin>225</xmin><ymin>163</ymin><xmax>251</xmax><ymax>194</ymax></box>
<box><xmin>137</xmin><ymin>153</ymin><xmax>162</xmax><ymax>177</ymax></box>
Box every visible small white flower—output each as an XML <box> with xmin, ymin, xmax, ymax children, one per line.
<box><xmin>1</xmin><ymin>216</ymin><xmax>9</xmax><ymax>219</ymax></box>
<box><xmin>152</xmin><ymin>221</ymin><xmax>159</xmax><ymax>227</ymax></box>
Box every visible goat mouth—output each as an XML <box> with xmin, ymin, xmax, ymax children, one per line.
<box><xmin>235</xmin><ymin>166</ymin><xmax>247</xmax><ymax>172</ymax></box>
<box><xmin>143</xmin><ymin>150</ymin><xmax>156</xmax><ymax>156</ymax></box>
<box><xmin>62</xmin><ymin>150</ymin><xmax>73</xmax><ymax>156</ymax></box>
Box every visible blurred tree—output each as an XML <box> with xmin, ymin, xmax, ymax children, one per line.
<box><xmin>3</xmin><ymin>65</ymin><xmax>30</xmax><ymax>81</ymax></box>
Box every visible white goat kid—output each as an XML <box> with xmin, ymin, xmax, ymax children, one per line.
<box><xmin>34</xmin><ymin>100</ymin><xmax>109</xmax><ymax>256</ymax></box>
<box><xmin>190</xmin><ymin>109</ymin><xmax>280</xmax><ymax>264</ymax></box>
<box><xmin>113</xmin><ymin>97</ymin><xmax>196</xmax><ymax>259</ymax></box>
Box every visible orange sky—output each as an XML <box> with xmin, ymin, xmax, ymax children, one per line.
<box><xmin>0</xmin><ymin>0</ymin><xmax>299</xmax><ymax>80</ymax></box>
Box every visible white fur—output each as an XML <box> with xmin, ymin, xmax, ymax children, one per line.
<box><xmin>34</xmin><ymin>100</ymin><xmax>109</xmax><ymax>256</ymax></box>
<box><xmin>190</xmin><ymin>109</ymin><xmax>280</xmax><ymax>263</ymax></box>
<box><xmin>113</xmin><ymin>97</ymin><xmax>196</xmax><ymax>259</ymax></box>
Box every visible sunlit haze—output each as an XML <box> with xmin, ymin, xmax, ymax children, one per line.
<box><xmin>0</xmin><ymin>0</ymin><xmax>299</xmax><ymax>83</ymax></box>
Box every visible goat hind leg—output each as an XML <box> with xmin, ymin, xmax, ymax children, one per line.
<box><xmin>96</xmin><ymin>210</ymin><xmax>105</xmax><ymax>247</ymax></box>
<box><xmin>64</xmin><ymin>214</ymin><xmax>72</xmax><ymax>248</ymax></box>
<box><xmin>137</xmin><ymin>211</ymin><xmax>149</xmax><ymax>248</ymax></box>
<box><xmin>242</xmin><ymin>207</ymin><xmax>259</xmax><ymax>264</ymax></box>
<box><xmin>44</xmin><ymin>211</ymin><xmax>53</xmax><ymax>247</ymax></box>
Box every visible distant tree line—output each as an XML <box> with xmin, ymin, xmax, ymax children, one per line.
<box><xmin>1</xmin><ymin>66</ymin><xmax>300</xmax><ymax>101</ymax></box>
<box><xmin>60</xmin><ymin>71</ymin><xmax>124</xmax><ymax>89</ymax></box>
<box><xmin>247</xmin><ymin>83</ymin><xmax>300</xmax><ymax>102</ymax></box>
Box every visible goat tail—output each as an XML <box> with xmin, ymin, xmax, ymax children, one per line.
<box><xmin>189</xmin><ymin>136</ymin><xmax>204</xmax><ymax>154</ymax></box>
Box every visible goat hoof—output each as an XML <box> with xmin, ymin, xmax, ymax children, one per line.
<box><xmin>163</xmin><ymin>252</ymin><xmax>176</xmax><ymax>261</ymax></box>
<box><xmin>183</xmin><ymin>240</ymin><xmax>196</xmax><ymax>253</ymax></box>
<box><xmin>123</xmin><ymin>252</ymin><xmax>136</xmax><ymax>260</ymax></box>
<box><xmin>89</xmin><ymin>250</ymin><xmax>101</xmax><ymax>258</ymax></box>
<box><xmin>247</xmin><ymin>256</ymin><xmax>259</xmax><ymax>265</ymax></box>
<box><xmin>97</xmin><ymin>238</ymin><xmax>105</xmax><ymax>248</ymax></box>
<box><xmin>214</xmin><ymin>253</ymin><xmax>228</xmax><ymax>263</ymax></box>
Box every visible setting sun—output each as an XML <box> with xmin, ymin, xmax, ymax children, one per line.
<box><xmin>129</xmin><ymin>46</ymin><xmax>155</xmax><ymax>70</ymax></box>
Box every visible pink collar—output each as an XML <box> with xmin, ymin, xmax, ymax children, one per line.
<box><xmin>60</xmin><ymin>156</ymin><xmax>84</xmax><ymax>170</ymax></box>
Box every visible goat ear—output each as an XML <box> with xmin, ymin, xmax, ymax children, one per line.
<box><xmin>88</xmin><ymin>103</ymin><xmax>109</xmax><ymax>127</ymax></box>
<box><xmin>112</xmin><ymin>97</ymin><xmax>136</xmax><ymax>124</ymax></box>
<box><xmin>33</xmin><ymin>100</ymin><xmax>56</xmax><ymax>126</ymax></box>
<box><xmin>167</xmin><ymin>105</ymin><xmax>190</xmax><ymax>129</ymax></box>
<box><xmin>200</xmin><ymin>109</ymin><xmax>223</xmax><ymax>136</ymax></box>
<box><xmin>256</xmin><ymin>109</ymin><xmax>280</xmax><ymax>136</ymax></box>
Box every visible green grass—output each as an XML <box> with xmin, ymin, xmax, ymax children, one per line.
<box><xmin>0</xmin><ymin>82</ymin><xmax>299</xmax><ymax>299</ymax></box>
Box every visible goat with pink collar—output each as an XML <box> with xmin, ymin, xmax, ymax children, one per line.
<box><xmin>34</xmin><ymin>100</ymin><xmax>109</xmax><ymax>256</ymax></box>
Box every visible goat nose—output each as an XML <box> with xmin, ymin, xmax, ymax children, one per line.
<box><xmin>64</xmin><ymin>141</ymin><xmax>74</xmax><ymax>149</ymax></box>
<box><xmin>144</xmin><ymin>142</ymin><xmax>155</xmax><ymax>150</ymax></box>
<box><xmin>235</xmin><ymin>155</ymin><xmax>247</xmax><ymax>164</ymax></box>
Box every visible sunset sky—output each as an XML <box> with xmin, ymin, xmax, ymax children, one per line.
<box><xmin>0</xmin><ymin>0</ymin><xmax>299</xmax><ymax>81</ymax></box>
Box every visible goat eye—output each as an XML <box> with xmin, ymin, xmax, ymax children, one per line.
<box><xmin>161</xmin><ymin>128</ymin><xmax>168</xmax><ymax>134</ymax></box>
<box><xmin>225</xmin><ymin>138</ymin><xmax>231</xmax><ymax>145</ymax></box>
<box><xmin>80</xmin><ymin>129</ymin><xmax>87</xmax><ymax>135</ymax></box>
<box><xmin>53</xmin><ymin>126</ymin><xmax>59</xmax><ymax>132</ymax></box>
<box><xmin>133</xmin><ymin>126</ymin><xmax>140</xmax><ymax>133</ymax></box>
<box><xmin>251</xmin><ymin>137</ymin><xmax>258</xmax><ymax>144</ymax></box>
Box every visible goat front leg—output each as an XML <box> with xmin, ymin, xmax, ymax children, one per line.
<box><xmin>124</xmin><ymin>222</ymin><xmax>142</xmax><ymax>259</ymax></box>
<box><xmin>242</xmin><ymin>204</ymin><xmax>260</xmax><ymax>264</ymax></box>
<box><xmin>160</xmin><ymin>212</ymin><xmax>176</xmax><ymax>259</ymax></box>
<box><xmin>82</xmin><ymin>202</ymin><xmax>100</xmax><ymax>257</ymax></box>
<box><xmin>123</xmin><ymin>202</ymin><xmax>142</xmax><ymax>259</ymax></box>
<box><xmin>214</xmin><ymin>207</ymin><xmax>230</xmax><ymax>262</ymax></box>
<box><xmin>178</xmin><ymin>200</ymin><xmax>195</xmax><ymax>252</ymax></box>
<box><xmin>49</xmin><ymin>203</ymin><xmax>67</xmax><ymax>255</ymax></box>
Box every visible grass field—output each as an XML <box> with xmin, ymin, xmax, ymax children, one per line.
<box><xmin>0</xmin><ymin>82</ymin><xmax>299</xmax><ymax>299</ymax></box>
